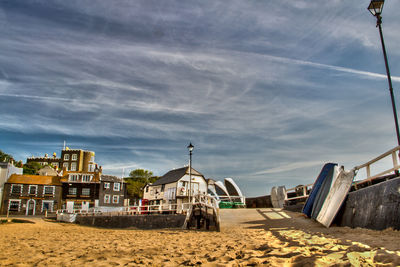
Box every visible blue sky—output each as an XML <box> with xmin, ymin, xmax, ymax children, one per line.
<box><xmin>1</xmin><ymin>0</ymin><xmax>400</xmax><ymax>197</ymax></box>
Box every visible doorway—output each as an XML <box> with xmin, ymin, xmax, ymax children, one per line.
<box><xmin>26</xmin><ymin>199</ymin><xmax>36</xmax><ymax>216</ymax></box>
<box><xmin>81</xmin><ymin>201</ymin><xmax>89</xmax><ymax>211</ymax></box>
<box><xmin>66</xmin><ymin>201</ymin><xmax>74</xmax><ymax>213</ymax></box>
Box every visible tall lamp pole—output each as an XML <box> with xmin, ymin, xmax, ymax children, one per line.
<box><xmin>187</xmin><ymin>143</ymin><xmax>194</xmax><ymax>203</ymax></box>
<box><xmin>368</xmin><ymin>0</ymin><xmax>400</xmax><ymax>147</ymax></box>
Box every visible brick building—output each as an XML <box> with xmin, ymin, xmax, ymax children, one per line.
<box><xmin>99</xmin><ymin>175</ymin><xmax>127</xmax><ymax>209</ymax></box>
<box><xmin>1</xmin><ymin>174</ymin><xmax>62</xmax><ymax>215</ymax></box>
<box><xmin>61</xmin><ymin>170</ymin><xmax>102</xmax><ymax>212</ymax></box>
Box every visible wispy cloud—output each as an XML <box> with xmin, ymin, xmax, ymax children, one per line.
<box><xmin>1</xmin><ymin>0</ymin><xmax>400</xmax><ymax>196</ymax></box>
<box><xmin>253</xmin><ymin>161</ymin><xmax>323</xmax><ymax>175</ymax></box>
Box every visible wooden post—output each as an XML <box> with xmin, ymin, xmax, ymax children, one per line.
<box><xmin>392</xmin><ymin>151</ymin><xmax>399</xmax><ymax>168</ymax></box>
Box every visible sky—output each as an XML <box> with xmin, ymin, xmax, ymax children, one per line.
<box><xmin>1</xmin><ymin>0</ymin><xmax>400</xmax><ymax>197</ymax></box>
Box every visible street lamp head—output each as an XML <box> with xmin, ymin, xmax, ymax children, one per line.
<box><xmin>187</xmin><ymin>142</ymin><xmax>194</xmax><ymax>152</ymax></box>
<box><xmin>368</xmin><ymin>0</ymin><xmax>384</xmax><ymax>16</ymax></box>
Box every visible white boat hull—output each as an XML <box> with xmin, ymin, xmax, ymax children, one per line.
<box><xmin>317</xmin><ymin>168</ymin><xmax>355</xmax><ymax>227</ymax></box>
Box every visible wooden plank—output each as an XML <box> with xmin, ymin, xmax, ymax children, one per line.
<box><xmin>392</xmin><ymin>151</ymin><xmax>398</xmax><ymax>168</ymax></box>
<box><xmin>356</xmin><ymin>166</ymin><xmax>400</xmax><ymax>185</ymax></box>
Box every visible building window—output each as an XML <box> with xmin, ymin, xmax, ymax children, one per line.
<box><xmin>9</xmin><ymin>200</ymin><xmax>21</xmax><ymax>211</ymax></box>
<box><xmin>104</xmin><ymin>194</ymin><xmax>111</xmax><ymax>204</ymax></box>
<box><xmin>63</xmin><ymin>162</ymin><xmax>69</xmax><ymax>170</ymax></box>
<box><xmin>64</xmin><ymin>154</ymin><xmax>70</xmax><ymax>160</ymax></box>
<box><xmin>43</xmin><ymin>186</ymin><xmax>55</xmax><ymax>196</ymax></box>
<box><xmin>112</xmin><ymin>195</ymin><xmax>119</xmax><ymax>204</ymax></box>
<box><xmin>52</xmin><ymin>162</ymin><xmax>59</xmax><ymax>168</ymax></box>
<box><xmin>69</xmin><ymin>174</ymin><xmax>78</xmax><ymax>182</ymax></box>
<box><xmin>71</xmin><ymin>162</ymin><xmax>77</xmax><ymax>171</ymax></box>
<box><xmin>161</xmin><ymin>184</ymin><xmax>165</xmax><ymax>192</ymax></box>
<box><xmin>104</xmin><ymin>182</ymin><xmax>110</xmax><ymax>189</ymax></box>
<box><xmin>69</xmin><ymin>188</ymin><xmax>77</xmax><ymax>195</ymax></box>
<box><xmin>82</xmin><ymin>175</ymin><xmax>92</xmax><ymax>182</ymax></box>
<box><xmin>42</xmin><ymin>201</ymin><xmax>53</xmax><ymax>212</ymax></box>
<box><xmin>72</xmin><ymin>154</ymin><xmax>77</xmax><ymax>161</ymax></box>
<box><xmin>90</xmin><ymin>156</ymin><xmax>95</xmax><ymax>162</ymax></box>
<box><xmin>145</xmin><ymin>186</ymin><xmax>149</xmax><ymax>193</ymax></box>
<box><xmin>28</xmin><ymin>185</ymin><xmax>37</xmax><ymax>195</ymax></box>
<box><xmin>113</xmin><ymin>183</ymin><xmax>120</xmax><ymax>191</ymax></box>
<box><xmin>11</xmin><ymin>185</ymin><xmax>22</xmax><ymax>195</ymax></box>
<box><xmin>89</xmin><ymin>164</ymin><xmax>95</xmax><ymax>172</ymax></box>
<box><xmin>82</xmin><ymin>188</ymin><xmax>90</xmax><ymax>196</ymax></box>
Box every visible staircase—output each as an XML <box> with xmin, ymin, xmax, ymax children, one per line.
<box><xmin>182</xmin><ymin>194</ymin><xmax>220</xmax><ymax>231</ymax></box>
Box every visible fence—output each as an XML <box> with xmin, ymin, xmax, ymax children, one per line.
<box><xmin>354</xmin><ymin>145</ymin><xmax>400</xmax><ymax>185</ymax></box>
<box><xmin>57</xmin><ymin>193</ymin><xmax>219</xmax><ymax>218</ymax></box>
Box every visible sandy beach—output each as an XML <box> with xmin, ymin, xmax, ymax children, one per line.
<box><xmin>0</xmin><ymin>208</ymin><xmax>399</xmax><ymax>266</ymax></box>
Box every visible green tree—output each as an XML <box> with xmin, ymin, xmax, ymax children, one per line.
<box><xmin>0</xmin><ymin>149</ymin><xmax>14</xmax><ymax>162</ymax></box>
<box><xmin>124</xmin><ymin>169</ymin><xmax>158</xmax><ymax>200</ymax></box>
<box><xmin>23</xmin><ymin>162</ymin><xmax>42</xmax><ymax>175</ymax></box>
<box><xmin>15</xmin><ymin>161</ymin><xmax>23</xmax><ymax>168</ymax></box>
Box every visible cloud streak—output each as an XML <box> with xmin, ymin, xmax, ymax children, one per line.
<box><xmin>1</xmin><ymin>0</ymin><xmax>400</xmax><ymax>196</ymax></box>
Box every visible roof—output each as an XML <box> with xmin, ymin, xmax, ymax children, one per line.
<box><xmin>101</xmin><ymin>175</ymin><xmax>125</xmax><ymax>183</ymax></box>
<box><xmin>7</xmin><ymin>174</ymin><xmax>62</xmax><ymax>186</ymax></box>
<box><xmin>61</xmin><ymin>171</ymin><xmax>101</xmax><ymax>182</ymax></box>
<box><xmin>38</xmin><ymin>165</ymin><xmax>59</xmax><ymax>176</ymax></box>
<box><xmin>152</xmin><ymin>167</ymin><xmax>204</xmax><ymax>186</ymax></box>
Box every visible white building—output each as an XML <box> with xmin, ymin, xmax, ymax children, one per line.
<box><xmin>0</xmin><ymin>162</ymin><xmax>23</xmax><ymax>210</ymax></box>
<box><xmin>143</xmin><ymin>166</ymin><xmax>208</xmax><ymax>210</ymax></box>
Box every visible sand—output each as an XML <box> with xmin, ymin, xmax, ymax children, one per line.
<box><xmin>0</xmin><ymin>208</ymin><xmax>399</xmax><ymax>266</ymax></box>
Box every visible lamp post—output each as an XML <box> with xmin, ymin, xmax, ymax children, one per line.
<box><xmin>187</xmin><ymin>143</ymin><xmax>194</xmax><ymax>203</ymax></box>
<box><xmin>368</xmin><ymin>0</ymin><xmax>400</xmax><ymax>147</ymax></box>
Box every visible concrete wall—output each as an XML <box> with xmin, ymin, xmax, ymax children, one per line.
<box><xmin>76</xmin><ymin>214</ymin><xmax>186</xmax><ymax>229</ymax></box>
<box><xmin>339</xmin><ymin>177</ymin><xmax>400</xmax><ymax>230</ymax></box>
<box><xmin>245</xmin><ymin>195</ymin><xmax>272</xmax><ymax>208</ymax></box>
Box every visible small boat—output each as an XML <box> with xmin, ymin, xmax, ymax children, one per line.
<box><xmin>311</xmin><ymin>165</ymin><xmax>339</xmax><ymax>219</ymax></box>
<box><xmin>316</xmin><ymin>168</ymin><xmax>355</xmax><ymax>227</ymax></box>
<box><xmin>302</xmin><ymin>163</ymin><xmax>337</xmax><ymax>217</ymax></box>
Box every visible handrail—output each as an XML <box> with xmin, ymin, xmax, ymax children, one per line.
<box><xmin>285</xmin><ymin>184</ymin><xmax>313</xmax><ymax>201</ymax></box>
<box><xmin>354</xmin><ymin>145</ymin><xmax>400</xmax><ymax>183</ymax></box>
<box><xmin>57</xmin><ymin>194</ymin><xmax>220</xmax><ymax>217</ymax></box>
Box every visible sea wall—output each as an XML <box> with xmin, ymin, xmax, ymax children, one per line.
<box><xmin>76</xmin><ymin>214</ymin><xmax>186</xmax><ymax>229</ymax></box>
<box><xmin>339</xmin><ymin>177</ymin><xmax>400</xmax><ymax>230</ymax></box>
